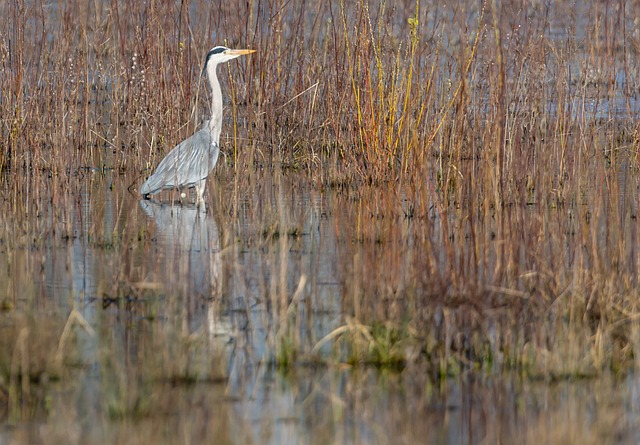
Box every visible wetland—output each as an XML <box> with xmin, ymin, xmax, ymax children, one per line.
<box><xmin>1</xmin><ymin>0</ymin><xmax>640</xmax><ymax>443</ymax></box>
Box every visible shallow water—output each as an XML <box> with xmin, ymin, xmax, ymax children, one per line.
<box><xmin>0</xmin><ymin>167</ymin><xmax>637</xmax><ymax>444</ymax></box>
<box><xmin>2</xmin><ymin>362</ymin><xmax>640</xmax><ymax>444</ymax></box>
<box><xmin>4</xmin><ymin>0</ymin><xmax>640</xmax><ymax>441</ymax></box>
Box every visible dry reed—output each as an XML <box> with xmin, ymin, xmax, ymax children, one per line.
<box><xmin>0</xmin><ymin>0</ymin><xmax>639</xmax><ymax>394</ymax></box>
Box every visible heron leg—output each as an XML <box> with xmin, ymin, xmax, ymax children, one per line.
<box><xmin>195</xmin><ymin>179</ymin><xmax>207</xmax><ymax>206</ymax></box>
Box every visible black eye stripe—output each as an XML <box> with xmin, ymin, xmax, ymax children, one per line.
<box><xmin>204</xmin><ymin>46</ymin><xmax>229</xmax><ymax>68</ymax></box>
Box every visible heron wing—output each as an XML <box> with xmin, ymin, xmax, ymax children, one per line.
<box><xmin>141</xmin><ymin>129</ymin><xmax>220</xmax><ymax>196</ymax></box>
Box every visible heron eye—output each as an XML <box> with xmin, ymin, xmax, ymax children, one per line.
<box><xmin>204</xmin><ymin>46</ymin><xmax>227</xmax><ymax>67</ymax></box>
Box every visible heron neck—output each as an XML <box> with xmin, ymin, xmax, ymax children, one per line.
<box><xmin>206</xmin><ymin>63</ymin><xmax>223</xmax><ymax>143</ymax></box>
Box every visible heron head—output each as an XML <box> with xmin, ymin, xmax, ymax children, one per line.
<box><xmin>203</xmin><ymin>46</ymin><xmax>256</xmax><ymax>73</ymax></box>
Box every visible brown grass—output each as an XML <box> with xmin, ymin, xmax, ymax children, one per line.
<box><xmin>0</xmin><ymin>0</ymin><xmax>639</xmax><ymax>407</ymax></box>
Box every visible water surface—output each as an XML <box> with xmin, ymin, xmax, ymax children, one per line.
<box><xmin>0</xmin><ymin>169</ymin><xmax>637</xmax><ymax>444</ymax></box>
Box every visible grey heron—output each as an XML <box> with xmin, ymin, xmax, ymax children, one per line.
<box><xmin>140</xmin><ymin>46</ymin><xmax>255</xmax><ymax>204</ymax></box>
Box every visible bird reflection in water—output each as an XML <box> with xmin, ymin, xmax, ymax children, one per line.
<box><xmin>139</xmin><ymin>199</ymin><xmax>228</xmax><ymax>343</ymax></box>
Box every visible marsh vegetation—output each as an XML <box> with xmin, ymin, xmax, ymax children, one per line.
<box><xmin>1</xmin><ymin>0</ymin><xmax>640</xmax><ymax>443</ymax></box>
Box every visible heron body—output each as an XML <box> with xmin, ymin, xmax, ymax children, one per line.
<box><xmin>140</xmin><ymin>122</ymin><xmax>218</xmax><ymax>201</ymax></box>
<box><xmin>141</xmin><ymin>46</ymin><xmax>255</xmax><ymax>204</ymax></box>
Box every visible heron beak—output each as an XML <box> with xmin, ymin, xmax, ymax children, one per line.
<box><xmin>225</xmin><ymin>49</ymin><xmax>256</xmax><ymax>56</ymax></box>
